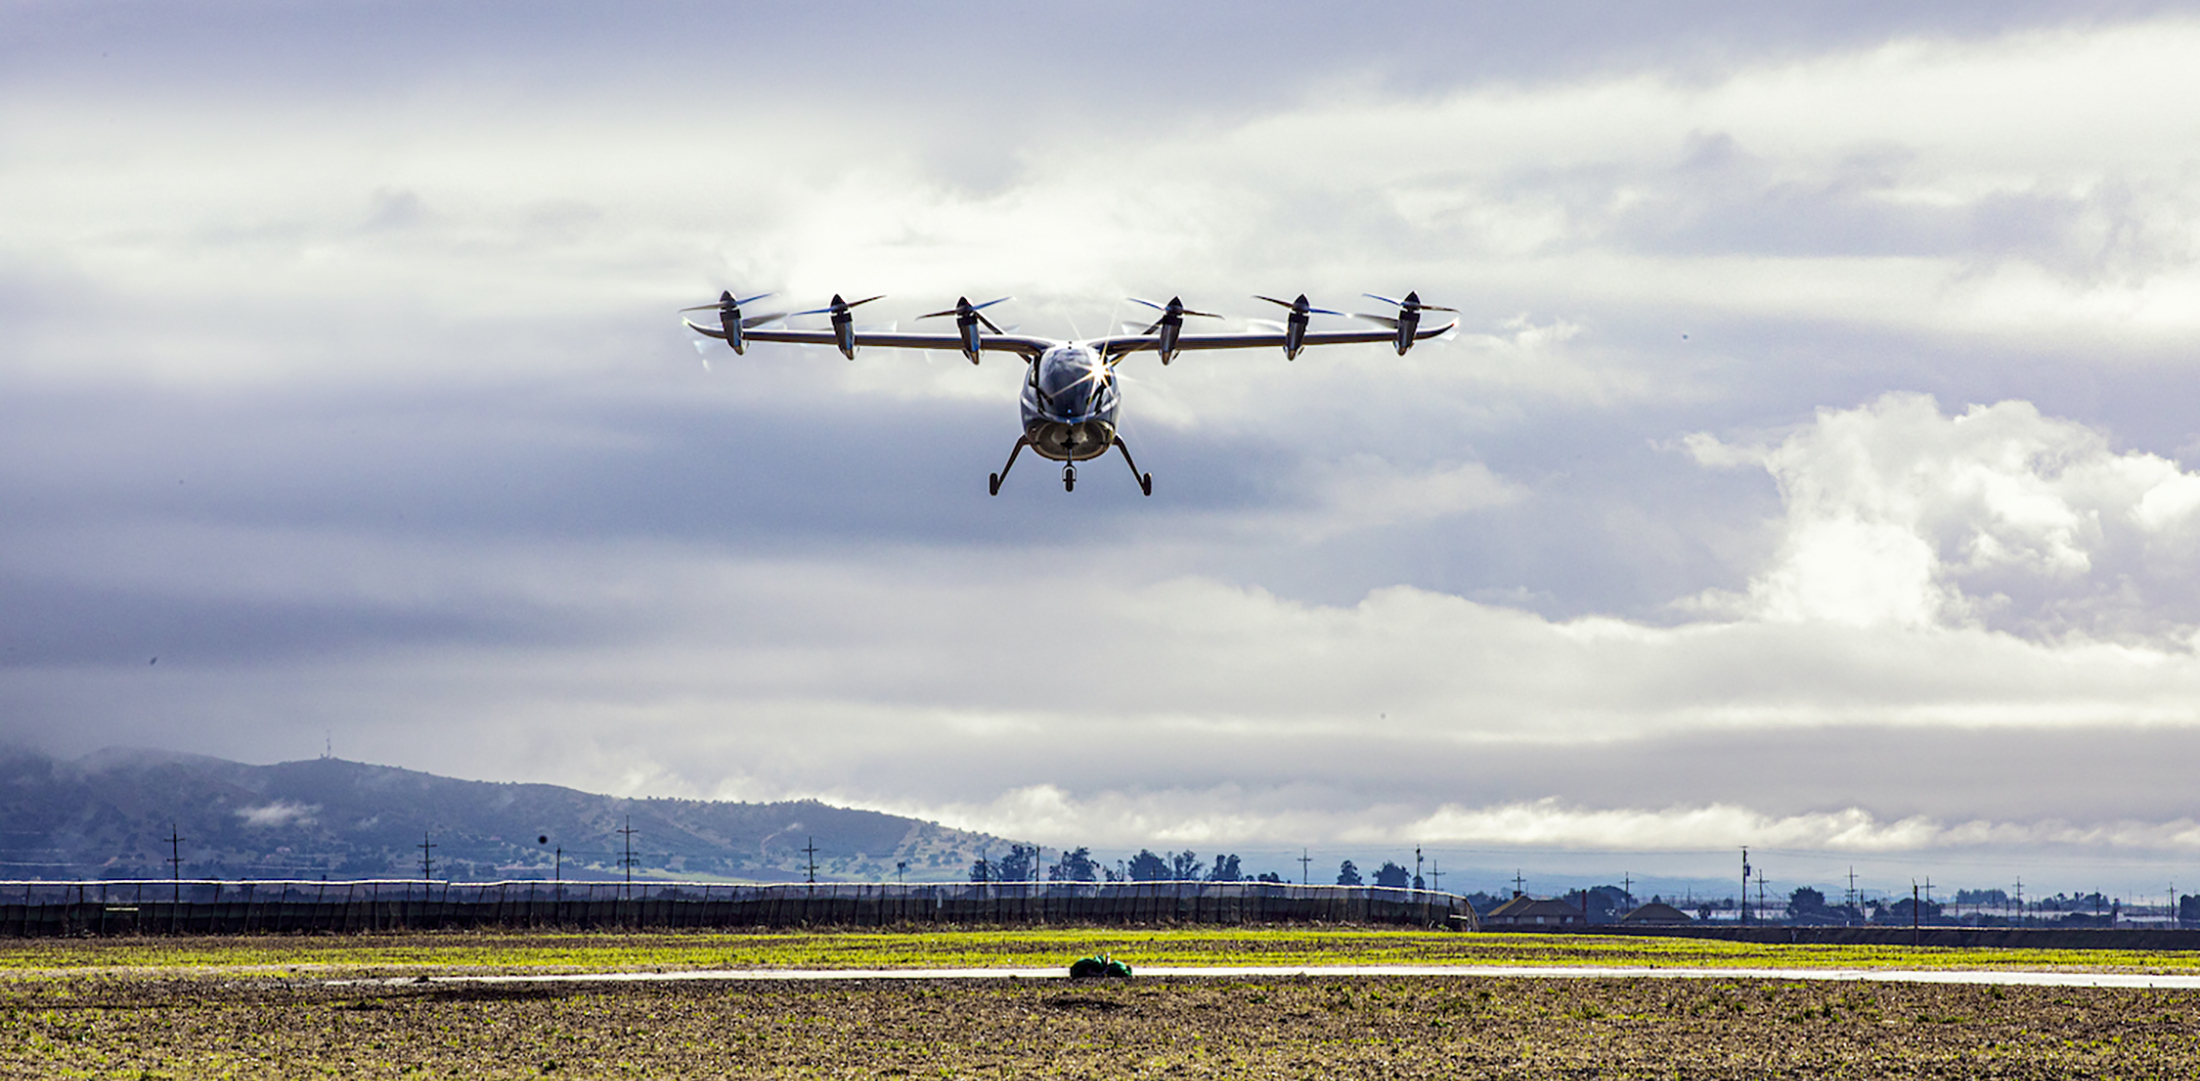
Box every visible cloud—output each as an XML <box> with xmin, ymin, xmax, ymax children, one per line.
<box><xmin>12</xmin><ymin>5</ymin><xmax>2200</xmax><ymax>897</ymax></box>
<box><xmin>1688</xmin><ymin>392</ymin><xmax>2200</xmax><ymax>638</ymax></box>
<box><xmin>235</xmin><ymin>801</ymin><xmax>317</xmax><ymax>828</ymax></box>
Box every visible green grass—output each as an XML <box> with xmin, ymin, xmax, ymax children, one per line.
<box><xmin>6</xmin><ymin>927</ymin><xmax>2200</xmax><ymax>979</ymax></box>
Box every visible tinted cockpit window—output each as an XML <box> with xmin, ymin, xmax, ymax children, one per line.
<box><xmin>1037</xmin><ymin>355</ymin><xmax>1106</xmax><ymax>416</ymax></box>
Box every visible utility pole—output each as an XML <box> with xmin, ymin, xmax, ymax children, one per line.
<box><xmin>1512</xmin><ymin>869</ymin><xmax>1526</xmax><ymax>896</ymax></box>
<box><xmin>1298</xmin><ymin>848</ymin><xmax>1312</xmax><ymax>886</ymax></box>
<box><xmin>617</xmin><ymin>816</ymin><xmax>639</xmax><ymax>900</ymax></box>
<box><xmin>166</xmin><ymin>824</ymin><xmax>186</xmax><ymax>900</ymax></box>
<box><xmin>1912</xmin><ymin>880</ymin><xmax>1922</xmax><ymax>946</ymax></box>
<box><xmin>1430</xmin><ymin>861</ymin><xmax>1444</xmax><ymax>893</ymax></box>
<box><xmin>802</xmin><ymin>836</ymin><xmax>819</xmax><ymax>885</ymax></box>
<box><xmin>1622</xmin><ymin>872</ymin><xmax>1633</xmax><ymax>907</ymax></box>
<box><xmin>2015</xmin><ymin>875</ymin><xmax>2023</xmax><ymax>924</ymax></box>
<box><xmin>1740</xmin><ymin>847</ymin><xmax>1751</xmax><ymax>925</ymax></box>
<box><xmin>1846</xmin><ymin>867</ymin><xmax>1858</xmax><ymax>911</ymax></box>
<box><xmin>418</xmin><ymin>830</ymin><xmax>437</xmax><ymax>880</ymax></box>
<box><xmin>1414</xmin><ymin>846</ymin><xmax>1424</xmax><ymax>892</ymax></box>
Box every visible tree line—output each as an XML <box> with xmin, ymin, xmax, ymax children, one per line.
<box><xmin>969</xmin><ymin>846</ymin><xmax>1429</xmax><ymax>887</ymax></box>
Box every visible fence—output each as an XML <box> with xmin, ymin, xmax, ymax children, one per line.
<box><xmin>0</xmin><ymin>879</ymin><xmax>1474</xmax><ymax>937</ymax></box>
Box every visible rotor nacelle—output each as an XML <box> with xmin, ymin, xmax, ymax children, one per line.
<box><xmin>1360</xmin><ymin>291</ymin><xmax>1459</xmax><ymax>355</ymax></box>
<box><xmin>677</xmin><ymin>289</ymin><xmax>774</xmax><ymax>355</ymax></box>
<box><xmin>1128</xmin><ymin>296</ymin><xmax>1221</xmax><ymax>365</ymax></box>
<box><xmin>785</xmin><ymin>293</ymin><xmax>884</xmax><ymax>359</ymax></box>
<box><xmin>1255</xmin><ymin>293</ymin><xmax>1343</xmax><ymax>360</ymax></box>
<box><xmin>918</xmin><ymin>295</ymin><xmax>1011</xmax><ymax>364</ymax></box>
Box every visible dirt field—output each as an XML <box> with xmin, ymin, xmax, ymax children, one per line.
<box><xmin>7</xmin><ymin>970</ymin><xmax>2200</xmax><ymax>1079</ymax></box>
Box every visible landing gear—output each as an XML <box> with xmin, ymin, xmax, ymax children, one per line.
<box><xmin>1062</xmin><ymin>463</ymin><xmax>1076</xmax><ymax>492</ymax></box>
<box><xmin>1113</xmin><ymin>437</ymin><xmax>1153</xmax><ymax>497</ymax></box>
<box><xmin>989</xmin><ymin>437</ymin><xmax>1030</xmax><ymax>496</ymax></box>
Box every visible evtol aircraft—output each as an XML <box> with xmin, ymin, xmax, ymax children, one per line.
<box><xmin>682</xmin><ymin>291</ymin><xmax>1456</xmax><ymax>495</ymax></box>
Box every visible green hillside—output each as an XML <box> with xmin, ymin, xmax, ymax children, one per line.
<box><xmin>0</xmin><ymin>749</ymin><xmax>1015</xmax><ymax>883</ymax></box>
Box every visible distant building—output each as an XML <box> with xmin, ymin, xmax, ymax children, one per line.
<box><xmin>1481</xmin><ymin>892</ymin><xmax>1587</xmax><ymax>928</ymax></box>
<box><xmin>1618</xmin><ymin>901</ymin><xmax>1693</xmax><ymax>925</ymax></box>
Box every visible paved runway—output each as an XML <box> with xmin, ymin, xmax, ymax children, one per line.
<box><xmin>331</xmin><ymin>964</ymin><xmax>2200</xmax><ymax>990</ymax></box>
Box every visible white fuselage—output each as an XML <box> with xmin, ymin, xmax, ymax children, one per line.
<box><xmin>1020</xmin><ymin>344</ymin><xmax>1122</xmax><ymax>462</ymax></box>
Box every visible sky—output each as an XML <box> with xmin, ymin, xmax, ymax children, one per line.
<box><xmin>7</xmin><ymin>0</ymin><xmax>2200</xmax><ymax>898</ymax></box>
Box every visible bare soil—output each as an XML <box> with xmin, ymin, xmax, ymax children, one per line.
<box><xmin>7</xmin><ymin>972</ymin><xmax>2200</xmax><ymax>1078</ymax></box>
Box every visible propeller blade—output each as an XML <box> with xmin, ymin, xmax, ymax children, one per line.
<box><xmin>1138</xmin><ymin>318</ymin><xmax>1165</xmax><ymax>335</ymax></box>
<box><xmin>976</xmin><ymin>313</ymin><xmax>1004</xmax><ymax>334</ymax></box>
<box><xmin>680</xmin><ymin>290</ymin><xmax>772</xmax><ymax>312</ymax></box>
<box><xmin>1308</xmin><ymin>306</ymin><xmax>1345</xmax><ymax>317</ymax></box>
<box><xmin>792</xmin><ymin>294</ymin><xmax>887</xmax><ymax>318</ymax></box>
<box><xmin>1127</xmin><ymin>297</ymin><xmax>1168</xmax><ymax>311</ymax></box>
<box><xmin>917</xmin><ymin>308</ymin><xmax>958</xmax><ymax>320</ymax></box>
<box><xmin>740</xmin><ymin>312</ymin><xmax>787</xmax><ymax>327</ymax></box>
<box><xmin>969</xmin><ymin>296</ymin><xmax>1012</xmax><ymax>311</ymax></box>
<box><xmin>1253</xmin><ymin>295</ymin><xmax>1294</xmax><ymax>309</ymax></box>
<box><xmin>1247</xmin><ymin>318</ymin><xmax>1287</xmax><ymax>333</ymax></box>
<box><xmin>1352</xmin><ymin>312</ymin><xmax>1400</xmax><ymax>328</ymax></box>
<box><xmin>1183</xmin><ymin>308</ymin><xmax>1223</xmax><ymax>319</ymax></box>
<box><xmin>1364</xmin><ymin>291</ymin><xmax>1457</xmax><ymax>313</ymax></box>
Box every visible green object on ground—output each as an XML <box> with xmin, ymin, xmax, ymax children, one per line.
<box><xmin>1070</xmin><ymin>953</ymin><xmax>1133</xmax><ymax>979</ymax></box>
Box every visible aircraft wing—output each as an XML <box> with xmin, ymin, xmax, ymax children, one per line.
<box><xmin>1091</xmin><ymin>320</ymin><xmax>1457</xmax><ymax>358</ymax></box>
<box><xmin>686</xmin><ymin>319</ymin><xmax>1055</xmax><ymax>360</ymax></box>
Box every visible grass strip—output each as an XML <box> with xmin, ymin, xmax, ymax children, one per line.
<box><xmin>7</xmin><ymin>927</ymin><xmax>2200</xmax><ymax>978</ymax></box>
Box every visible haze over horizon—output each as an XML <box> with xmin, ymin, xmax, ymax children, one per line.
<box><xmin>8</xmin><ymin>1</ymin><xmax>2200</xmax><ymax>899</ymax></box>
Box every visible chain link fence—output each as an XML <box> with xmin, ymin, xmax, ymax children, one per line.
<box><xmin>0</xmin><ymin>878</ymin><xmax>1476</xmax><ymax>936</ymax></box>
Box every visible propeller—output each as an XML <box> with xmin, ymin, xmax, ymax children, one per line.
<box><xmin>918</xmin><ymin>295</ymin><xmax>1012</xmax><ymax>365</ymax></box>
<box><xmin>919</xmin><ymin>295</ymin><xmax>1011</xmax><ymax>333</ymax></box>
<box><xmin>1252</xmin><ymin>293</ymin><xmax>1342</xmax><ymax>360</ymax></box>
<box><xmin>1126</xmin><ymin>296</ymin><xmax>1221</xmax><ymax>365</ymax></box>
<box><xmin>1254</xmin><ymin>294</ymin><xmax>1345</xmax><ymax>318</ymax></box>
<box><xmin>1363</xmin><ymin>291</ymin><xmax>1457</xmax><ymax>314</ymax></box>
<box><xmin>787</xmin><ymin>293</ymin><xmax>885</xmax><ymax>319</ymax></box>
<box><xmin>679</xmin><ymin>290</ymin><xmax>773</xmax><ymax>313</ymax></box>
<box><xmin>1128</xmin><ymin>296</ymin><xmax>1222</xmax><ymax>333</ymax></box>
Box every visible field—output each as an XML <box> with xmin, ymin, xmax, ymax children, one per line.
<box><xmin>6</xmin><ymin>930</ymin><xmax>2200</xmax><ymax>1078</ymax></box>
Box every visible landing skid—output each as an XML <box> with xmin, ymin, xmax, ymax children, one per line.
<box><xmin>988</xmin><ymin>437</ymin><xmax>1030</xmax><ymax>496</ymax></box>
<box><xmin>986</xmin><ymin>435</ymin><xmax>1152</xmax><ymax>497</ymax></box>
<box><xmin>1113</xmin><ymin>436</ymin><xmax>1153</xmax><ymax>496</ymax></box>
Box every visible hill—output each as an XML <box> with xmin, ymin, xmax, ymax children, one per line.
<box><xmin>0</xmin><ymin>748</ymin><xmax>1015</xmax><ymax>883</ymax></box>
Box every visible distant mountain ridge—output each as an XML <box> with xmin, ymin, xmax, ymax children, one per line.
<box><xmin>0</xmin><ymin>748</ymin><xmax>1016</xmax><ymax>883</ymax></box>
